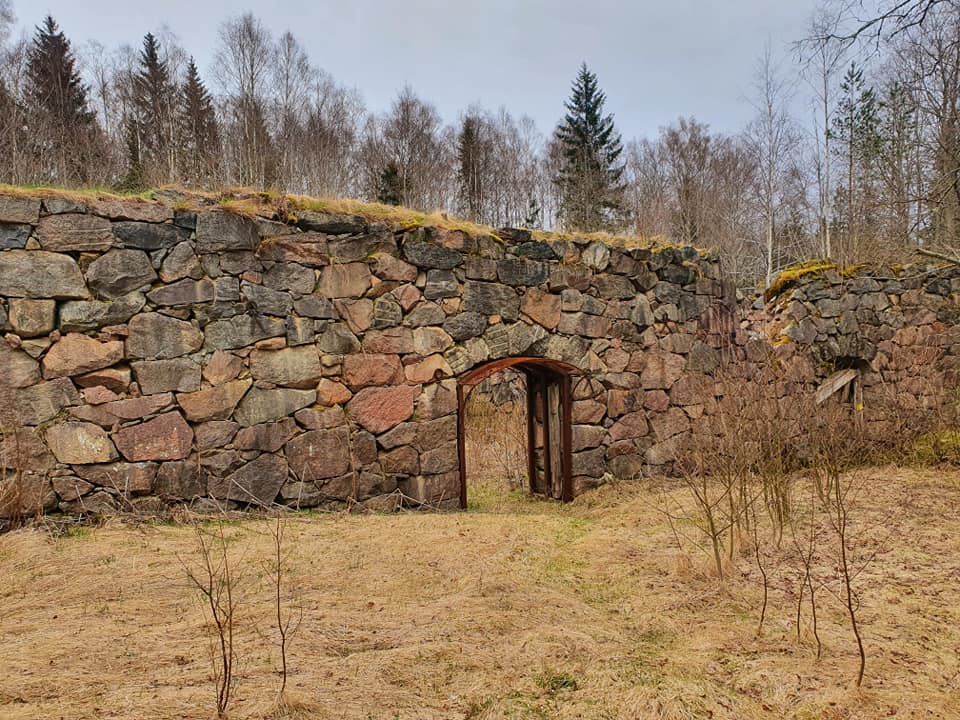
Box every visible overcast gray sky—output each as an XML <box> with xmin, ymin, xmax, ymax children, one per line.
<box><xmin>18</xmin><ymin>0</ymin><xmax>821</xmax><ymax>140</ymax></box>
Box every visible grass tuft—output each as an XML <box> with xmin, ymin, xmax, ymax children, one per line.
<box><xmin>0</xmin><ymin>183</ymin><xmax>702</xmax><ymax>252</ymax></box>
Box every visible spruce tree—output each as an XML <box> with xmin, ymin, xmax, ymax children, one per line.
<box><xmin>25</xmin><ymin>15</ymin><xmax>100</xmax><ymax>183</ymax></box>
<box><xmin>131</xmin><ymin>32</ymin><xmax>174</xmax><ymax>181</ymax></box>
<box><xmin>524</xmin><ymin>195</ymin><xmax>542</xmax><ymax>229</ymax></box>
<box><xmin>456</xmin><ymin>114</ymin><xmax>488</xmax><ymax>222</ymax></box>
<box><xmin>830</xmin><ymin>62</ymin><xmax>881</xmax><ymax>255</ymax></box>
<box><xmin>180</xmin><ymin>58</ymin><xmax>220</xmax><ymax>184</ymax></box>
<box><xmin>377</xmin><ymin>161</ymin><xmax>403</xmax><ymax>206</ymax></box>
<box><xmin>115</xmin><ymin>113</ymin><xmax>147</xmax><ymax>191</ymax></box>
<box><xmin>0</xmin><ymin>79</ymin><xmax>14</xmax><ymax>181</ymax></box>
<box><xmin>554</xmin><ymin>63</ymin><xmax>626</xmax><ymax>231</ymax></box>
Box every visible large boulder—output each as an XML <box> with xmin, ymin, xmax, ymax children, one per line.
<box><xmin>639</xmin><ymin>351</ymin><xmax>686</xmax><ymax>390</ymax></box>
<box><xmin>650</xmin><ymin>407</ymin><xmax>691</xmax><ymax>441</ymax></box>
<box><xmin>8</xmin><ymin>299</ymin><xmax>56</xmax><ymax>337</ymax></box>
<box><xmin>195</xmin><ymin>421</ymin><xmax>240</xmax><ymax>450</ymax></box>
<box><xmin>112</xmin><ymin>221</ymin><xmax>188</xmax><ymax>250</ymax></box>
<box><xmin>263</xmin><ymin>262</ymin><xmax>316</xmax><ymax>295</ymax></box>
<box><xmin>521</xmin><ymin>288</ymin><xmax>563</xmax><ymax>329</ymax></box>
<box><xmin>256</xmin><ymin>232</ymin><xmax>330</xmax><ymax>267</ymax></box>
<box><xmin>496</xmin><ymin>258</ymin><xmax>548</xmax><ymax>286</ymax></box>
<box><xmin>293</xmin><ymin>294</ymin><xmax>338</xmax><ymax>319</ymax></box>
<box><xmin>334</xmin><ymin>298</ymin><xmax>374</xmax><ymax>333</ymax></box>
<box><xmin>404</xmin><ymin>354</ymin><xmax>452</xmax><ymax>383</ymax></box>
<box><xmin>159</xmin><ymin>242</ymin><xmax>202</xmax><ymax>282</ymax></box>
<box><xmin>90</xmin><ymin>199</ymin><xmax>173</xmax><ymax>223</ymax></box>
<box><xmin>176</xmin><ymin>379</ymin><xmax>252</xmax><ymax>422</ymax></box>
<box><xmin>203</xmin><ymin>315</ymin><xmax>286</xmax><ymax>351</ymax></box>
<box><xmin>608</xmin><ymin>412</ymin><xmax>650</xmax><ymax>443</ymax></box>
<box><xmin>86</xmin><ymin>249</ymin><xmax>158</xmax><ymax>299</ymax></box>
<box><xmin>0</xmin><ymin>196</ymin><xmax>41</xmax><ymax>223</ymax></box>
<box><xmin>557</xmin><ymin>312</ymin><xmax>612</xmax><ymax>338</ymax></box>
<box><xmin>0</xmin><ymin>473</ymin><xmax>57</xmax><ymax>518</ymax></box>
<box><xmin>126</xmin><ymin>313</ymin><xmax>203</xmax><ymax>359</ymax></box>
<box><xmin>36</xmin><ymin>213</ymin><xmax>114</xmax><ymax>251</ymax></box>
<box><xmin>413</xmin><ymin>327</ymin><xmax>453</xmax><ymax>355</ymax></box>
<box><xmin>195</xmin><ymin>210</ymin><xmax>259</xmax><ymax>253</ymax></box>
<box><xmin>153</xmin><ymin>457</ymin><xmax>207</xmax><ymax>499</ymax></box>
<box><xmin>296</xmin><ymin>211</ymin><xmax>366</xmax><ymax>234</ymax></box>
<box><xmin>241</xmin><ymin>282</ymin><xmax>293</xmax><ymax>316</ymax></box>
<box><xmin>0</xmin><ymin>223</ymin><xmax>30</xmax><ymax>249</ymax></box>
<box><xmin>0</xmin><ymin>250</ymin><xmax>88</xmax><ymax>299</ymax></box>
<box><xmin>414</xmin><ymin>379</ymin><xmax>456</xmax><ymax>420</ymax></box>
<box><xmin>147</xmin><ymin>278</ymin><xmax>217</xmax><ymax>306</ymax></box>
<box><xmin>316</xmin><ymin>323</ymin><xmax>361</xmax><ymax>354</ymax></box>
<box><xmin>42</xmin><ymin>333</ymin><xmax>124</xmax><ymax>379</ymax></box>
<box><xmin>286</xmin><ymin>427</ymin><xmax>351</xmax><ymax>481</ymax></box>
<box><xmin>70</xmin><ymin>393</ymin><xmax>174</xmax><ymax>427</ymax></box>
<box><xmin>442</xmin><ymin>312</ymin><xmax>487</xmax><ymax>342</ymax></box>
<box><xmin>249</xmin><ymin>346</ymin><xmax>322</xmax><ymax>389</ymax></box>
<box><xmin>462</xmin><ymin>281</ymin><xmax>520</xmax><ymax>321</ymax></box>
<box><xmin>59</xmin><ymin>292</ymin><xmax>146</xmax><ymax>332</ymax></box>
<box><xmin>372</xmin><ymin>253</ymin><xmax>417</xmax><ymax>282</ymax></box>
<box><xmin>346</xmin><ymin>385</ymin><xmax>418</xmax><ymax>434</ymax></box>
<box><xmin>402</xmin><ymin>240</ymin><xmax>463</xmax><ymax>269</ymax></box>
<box><xmin>234</xmin><ymin>419</ymin><xmax>299</xmax><ymax>452</ymax></box>
<box><xmin>0</xmin><ymin>378</ymin><xmax>80</xmax><ymax>427</ymax></box>
<box><xmin>342</xmin><ymin>353</ymin><xmax>404</xmax><ymax>389</ymax></box>
<box><xmin>73</xmin><ymin>462</ymin><xmax>157</xmax><ymax>495</ymax></box>
<box><xmin>44</xmin><ymin>422</ymin><xmax>118</xmax><ymax>464</ymax></box>
<box><xmin>112</xmin><ymin>411</ymin><xmax>193</xmax><ymax>462</ymax></box>
<box><xmin>0</xmin><ymin>428</ymin><xmax>56</xmax><ymax>472</ymax></box>
<box><xmin>202</xmin><ymin>351</ymin><xmax>243</xmax><ymax>385</ymax></box>
<box><xmin>0</xmin><ymin>340</ymin><xmax>41</xmax><ymax>388</ymax></box>
<box><xmin>234</xmin><ymin>387</ymin><xmax>317</xmax><ymax>427</ymax></box>
<box><xmin>317</xmin><ymin>263</ymin><xmax>371</xmax><ymax>298</ymax></box>
<box><xmin>209</xmin><ymin>453</ymin><xmax>289</xmax><ymax>506</ymax></box>
<box><xmin>132</xmin><ymin>358</ymin><xmax>202</xmax><ymax>394</ymax></box>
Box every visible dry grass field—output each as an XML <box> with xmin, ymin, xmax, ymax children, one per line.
<box><xmin>1</xmin><ymin>464</ymin><xmax>959</xmax><ymax>720</ymax></box>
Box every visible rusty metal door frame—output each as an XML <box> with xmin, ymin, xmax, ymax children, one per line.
<box><xmin>456</xmin><ymin>357</ymin><xmax>580</xmax><ymax>508</ymax></box>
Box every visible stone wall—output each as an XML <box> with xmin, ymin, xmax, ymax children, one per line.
<box><xmin>747</xmin><ymin>263</ymin><xmax>960</xmax><ymax>434</ymax></box>
<box><xmin>0</xmin><ymin>191</ymin><xmax>737</xmax><ymax>519</ymax></box>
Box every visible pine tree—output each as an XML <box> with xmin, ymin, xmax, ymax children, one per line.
<box><xmin>25</xmin><ymin>15</ymin><xmax>101</xmax><ymax>183</ymax></box>
<box><xmin>180</xmin><ymin>58</ymin><xmax>220</xmax><ymax>185</ymax></box>
<box><xmin>554</xmin><ymin>63</ymin><xmax>626</xmax><ymax>231</ymax></box>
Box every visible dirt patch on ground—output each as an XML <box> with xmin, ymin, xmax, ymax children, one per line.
<box><xmin>1</xmin><ymin>466</ymin><xmax>958</xmax><ymax>719</ymax></box>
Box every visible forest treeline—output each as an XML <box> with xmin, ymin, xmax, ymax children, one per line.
<box><xmin>0</xmin><ymin>0</ymin><xmax>957</xmax><ymax>286</ymax></box>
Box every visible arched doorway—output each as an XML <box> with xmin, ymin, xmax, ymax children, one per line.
<box><xmin>456</xmin><ymin>357</ymin><xmax>582</xmax><ymax>508</ymax></box>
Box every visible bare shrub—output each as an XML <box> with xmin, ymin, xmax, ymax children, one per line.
<box><xmin>183</xmin><ymin>520</ymin><xmax>244</xmax><ymax>718</ymax></box>
<box><xmin>0</xmin><ymin>429</ymin><xmax>51</xmax><ymax>531</ymax></box>
<box><xmin>670</xmin><ymin>360</ymin><xmax>802</xmax><ymax>580</ymax></box>
<box><xmin>804</xmin><ymin>398</ymin><xmax>905</xmax><ymax>687</ymax></box>
<box><xmin>266</xmin><ymin>514</ymin><xmax>302</xmax><ymax>702</ymax></box>
<box><xmin>666</xmin><ymin>349</ymin><xmax>937</xmax><ymax>686</ymax></box>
